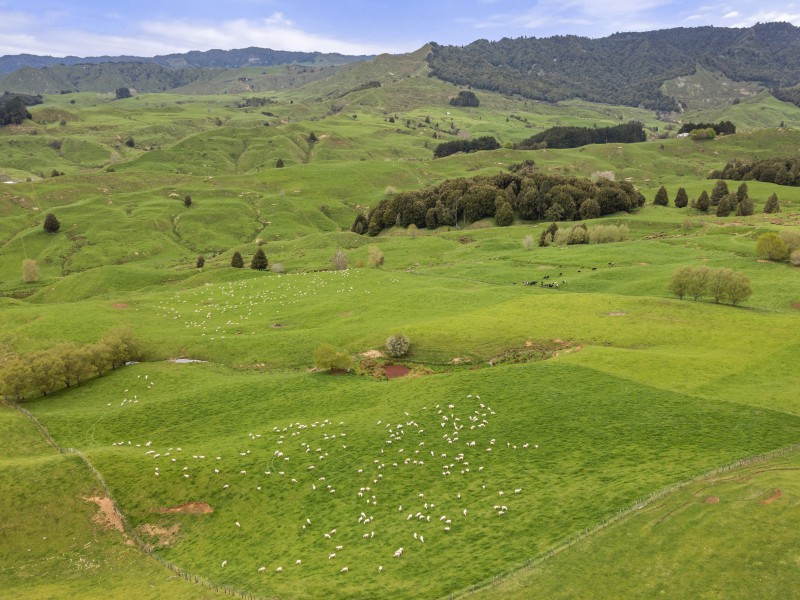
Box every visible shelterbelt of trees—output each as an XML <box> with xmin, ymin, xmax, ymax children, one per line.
<box><xmin>351</xmin><ymin>163</ymin><xmax>645</xmax><ymax>236</ymax></box>
<box><xmin>710</xmin><ymin>157</ymin><xmax>800</xmax><ymax>186</ymax></box>
<box><xmin>517</xmin><ymin>122</ymin><xmax>646</xmax><ymax>149</ymax></box>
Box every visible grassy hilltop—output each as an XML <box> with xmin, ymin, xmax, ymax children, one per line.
<box><xmin>1</xmin><ymin>47</ymin><xmax>800</xmax><ymax>599</ymax></box>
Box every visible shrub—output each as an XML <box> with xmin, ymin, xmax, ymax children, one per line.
<box><xmin>711</xmin><ymin>180</ymin><xmax>728</xmax><ymax>206</ymax></box>
<box><xmin>779</xmin><ymin>231</ymin><xmax>800</xmax><ymax>253</ymax></box>
<box><xmin>385</xmin><ymin>334</ymin><xmax>410</xmax><ymax>358</ymax></box>
<box><xmin>196</xmin><ymin>255</ymin><xmax>205</xmax><ymax>268</ymax></box>
<box><xmin>674</xmin><ymin>187</ymin><xmax>689</xmax><ymax>208</ymax></box>
<box><xmin>125</xmin><ymin>136</ymin><xmax>135</xmax><ymax>148</ymax></box>
<box><xmin>495</xmin><ymin>201</ymin><xmax>514</xmax><ymax>226</ymax></box>
<box><xmin>755</xmin><ymin>233</ymin><xmax>789</xmax><ymax>261</ymax></box>
<box><xmin>43</xmin><ymin>212</ymin><xmax>60</xmax><ymax>233</ymax></box>
<box><xmin>368</xmin><ymin>245</ymin><xmax>384</xmax><ymax>267</ymax></box>
<box><xmin>275</xmin><ymin>158</ymin><xmax>285</xmax><ymax>168</ymax></box>
<box><xmin>791</xmin><ymin>250</ymin><xmax>800</xmax><ymax>267</ymax></box>
<box><xmin>231</xmin><ymin>251</ymin><xmax>244</xmax><ymax>268</ymax></box>
<box><xmin>736</xmin><ymin>196</ymin><xmax>754</xmax><ymax>216</ymax></box>
<box><xmin>331</xmin><ymin>249</ymin><xmax>349</xmax><ymax>271</ymax></box>
<box><xmin>653</xmin><ymin>186</ymin><xmax>669</xmax><ymax>206</ymax></box>
<box><xmin>716</xmin><ymin>194</ymin><xmax>734</xmax><ymax>217</ymax></box>
<box><xmin>539</xmin><ymin>222</ymin><xmax>558</xmax><ymax>247</ymax></box>
<box><xmin>184</xmin><ymin>195</ymin><xmax>192</xmax><ymax>207</ymax></box>
<box><xmin>764</xmin><ymin>193</ymin><xmax>781</xmax><ymax>213</ymax></box>
<box><xmin>22</xmin><ymin>259</ymin><xmax>39</xmax><ymax>283</ymax></box>
<box><xmin>696</xmin><ymin>190</ymin><xmax>710</xmax><ymax>212</ymax></box>
<box><xmin>313</xmin><ymin>343</ymin><xmax>353</xmax><ymax>373</ymax></box>
<box><xmin>270</xmin><ymin>262</ymin><xmax>285</xmax><ymax>274</ymax></box>
<box><xmin>251</xmin><ymin>248</ymin><xmax>268</xmax><ymax>270</ymax></box>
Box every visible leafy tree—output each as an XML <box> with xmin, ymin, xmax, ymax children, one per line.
<box><xmin>709</xmin><ymin>268</ymin><xmax>733</xmax><ymax>303</ymax></box>
<box><xmin>539</xmin><ymin>222</ymin><xmax>559</xmax><ymax>247</ymax></box>
<box><xmin>674</xmin><ymin>187</ymin><xmax>689</xmax><ymax>208</ymax></box>
<box><xmin>385</xmin><ymin>334</ymin><xmax>411</xmax><ymax>358</ymax></box>
<box><xmin>98</xmin><ymin>328</ymin><xmax>141</xmax><ymax>370</ymax></box>
<box><xmin>22</xmin><ymin>259</ymin><xmax>38</xmax><ymax>283</ymax></box>
<box><xmin>696</xmin><ymin>190</ymin><xmax>710</xmax><ymax>212</ymax></box>
<box><xmin>735</xmin><ymin>196</ymin><xmax>754</xmax><ymax>216</ymax></box>
<box><xmin>54</xmin><ymin>342</ymin><xmax>92</xmax><ymax>387</ymax></box>
<box><xmin>184</xmin><ymin>195</ymin><xmax>192</xmax><ymax>207</ymax></box>
<box><xmin>0</xmin><ymin>358</ymin><xmax>32</xmax><ymax>401</ymax></box>
<box><xmin>231</xmin><ymin>251</ymin><xmax>244</xmax><ymax>268</ymax></box>
<box><xmin>653</xmin><ymin>186</ymin><xmax>669</xmax><ymax>206</ymax></box>
<box><xmin>726</xmin><ymin>271</ymin><xmax>752</xmax><ymax>306</ymax></box>
<box><xmin>736</xmin><ymin>182</ymin><xmax>749</xmax><ymax>203</ymax></box>
<box><xmin>686</xmin><ymin>266</ymin><xmax>711</xmax><ymax>301</ymax></box>
<box><xmin>331</xmin><ymin>249</ymin><xmax>349</xmax><ymax>270</ymax></box>
<box><xmin>350</xmin><ymin>214</ymin><xmax>369</xmax><ymax>235</ymax></box>
<box><xmin>250</xmin><ymin>248</ymin><xmax>268</xmax><ymax>270</ymax></box>
<box><xmin>196</xmin><ymin>255</ymin><xmax>205</xmax><ymax>268</ymax></box>
<box><xmin>716</xmin><ymin>194</ymin><xmax>734</xmax><ymax>217</ymax></box>
<box><xmin>43</xmin><ymin>212</ymin><xmax>60</xmax><ymax>233</ymax></box>
<box><xmin>115</xmin><ymin>87</ymin><xmax>132</xmax><ymax>99</ymax></box>
<box><xmin>495</xmin><ymin>201</ymin><xmax>514</xmax><ymax>226</ymax></box>
<box><xmin>755</xmin><ymin>233</ymin><xmax>789</xmax><ymax>261</ymax></box>
<box><xmin>763</xmin><ymin>193</ymin><xmax>781</xmax><ymax>213</ymax></box>
<box><xmin>579</xmin><ymin>198</ymin><xmax>601</xmax><ymax>220</ymax></box>
<box><xmin>710</xmin><ymin>180</ymin><xmax>729</xmax><ymax>206</ymax></box>
<box><xmin>313</xmin><ymin>343</ymin><xmax>353</xmax><ymax>373</ymax></box>
<box><xmin>425</xmin><ymin>208</ymin><xmax>438</xmax><ymax>230</ymax></box>
<box><xmin>668</xmin><ymin>266</ymin><xmax>694</xmax><ymax>299</ymax></box>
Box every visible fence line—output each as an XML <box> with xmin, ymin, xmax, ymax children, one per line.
<box><xmin>447</xmin><ymin>441</ymin><xmax>800</xmax><ymax>599</ymax></box>
<box><xmin>5</xmin><ymin>400</ymin><xmax>272</xmax><ymax>600</ymax></box>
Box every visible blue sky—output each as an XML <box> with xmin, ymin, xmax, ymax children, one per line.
<box><xmin>1</xmin><ymin>1</ymin><xmax>799</xmax><ymax>57</ymax></box>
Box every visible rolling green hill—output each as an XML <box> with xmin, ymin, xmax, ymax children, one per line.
<box><xmin>1</xmin><ymin>42</ymin><xmax>800</xmax><ymax>600</ymax></box>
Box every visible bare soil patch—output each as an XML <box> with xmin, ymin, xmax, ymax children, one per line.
<box><xmin>608</xmin><ymin>312</ymin><xmax>627</xmax><ymax>317</ymax></box>
<box><xmin>761</xmin><ymin>489</ymin><xmax>783</xmax><ymax>505</ymax></box>
<box><xmin>361</xmin><ymin>349</ymin><xmax>385</xmax><ymax>359</ymax></box>
<box><xmin>84</xmin><ymin>496</ymin><xmax>124</xmax><ymax>532</ymax></box>
<box><xmin>703</xmin><ymin>496</ymin><xmax>720</xmax><ymax>504</ymax></box>
<box><xmin>272</xmin><ymin>323</ymin><xmax>285</xmax><ymax>328</ymax></box>
<box><xmin>385</xmin><ymin>365</ymin><xmax>411</xmax><ymax>379</ymax></box>
<box><xmin>154</xmin><ymin>501</ymin><xmax>213</xmax><ymax>514</ymax></box>
<box><xmin>112</xmin><ymin>303</ymin><xmax>128</xmax><ymax>309</ymax></box>
<box><xmin>137</xmin><ymin>523</ymin><xmax>181</xmax><ymax>548</ymax></box>
<box><xmin>791</xmin><ymin>303</ymin><xmax>800</xmax><ymax>310</ymax></box>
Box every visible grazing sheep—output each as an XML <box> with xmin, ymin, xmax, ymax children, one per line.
<box><xmin>341</xmin><ymin>566</ymin><xmax>348</xmax><ymax>573</ymax></box>
<box><xmin>257</xmin><ymin>566</ymin><xmax>266</xmax><ymax>573</ymax></box>
<box><xmin>276</xmin><ymin>566</ymin><xmax>283</xmax><ymax>573</ymax></box>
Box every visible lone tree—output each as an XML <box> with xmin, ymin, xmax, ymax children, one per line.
<box><xmin>696</xmin><ymin>190</ymin><xmax>710</xmax><ymax>212</ymax></box>
<box><xmin>184</xmin><ymin>194</ymin><xmax>192</xmax><ymax>207</ymax></box>
<box><xmin>755</xmin><ymin>233</ymin><xmax>789</xmax><ymax>261</ymax></box>
<box><xmin>450</xmin><ymin>90</ymin><xmax>479</xmax><ymax>107</ymax></box>
<box><xmin>674</xmin><ymin>187</ymin><xmax>689</xmax><ymax>208</ymax></box>
<box><xmin>115</xmin><ymin>87</ymin><xmax>132</xmax><ymax>99</ymax></box>
<box><xmin>43</xmin><ymin>213</ymin><xmax>60</xmax><ymax>233</ymax></box>
<box><xmin>764</xmin><ymin>193</ymin><xmax>781</xmax><ymax>214</ymax></box>
<box><xmin>653</xmin><ymin>186</ymin><xmax>669</xmax><ymax>206</ymax></box>
<box><xmin>231</xmin><ymin>251</ymin><xmax>244</xmax><ymax>268</ymax></box>
<box><xmin>251</xmin><ymin>248</ymin><xmax>268</xmax><ymax>270</ymax></box>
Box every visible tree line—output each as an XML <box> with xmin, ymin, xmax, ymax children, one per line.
<box><xmin>433</xmin><ymin>136</ymin><xmax>500</xmax><ymax>158</ymax></box>
<box><xmin>0</xmin><ymin>329</ymin><xmax>141</xmax><ymax>401</ymax></box>
<box><xmin>517</xmin><ymin>122</ymin><xmax>646</xmax><ymax>150</ymax></box>
<box><xmin>351</xmin><ymin>164</ymin><xmax>645</xmax><ymax>236</ymax></box>
<box><xmin>0</xmin><ymin>92</ymin><xmax>40</xmax><ymax>126</ymax></box>
<box><xmin>709</xmin><ymin>157</ymin><xmax>800</xmax><ymax>187</ymax></box>
<box><xmin>668</xmin><ymin>266</ymin><xmax>751</xmax><ymax>305</ymax></box>
<box><xmin>677</xmin><ymin>120</ymin><xmax>736</xmax><ymax>135</ymax></box>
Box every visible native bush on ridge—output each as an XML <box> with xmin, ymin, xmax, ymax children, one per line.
<box><xmin>354</xmin><ymin>168</ymin><xmax>644</xmax><ymax>236</ymax></box>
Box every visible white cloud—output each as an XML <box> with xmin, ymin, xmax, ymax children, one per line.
<box><xmin>723</xmin><ymin>11</ymin><xmax>739</xmax><ymax>18</ymax></box>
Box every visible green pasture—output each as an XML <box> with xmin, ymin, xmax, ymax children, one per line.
<box><xmin>1</xmin><ymin>48</ymin><xmax>800</xmax><ymax>599</ymax></box>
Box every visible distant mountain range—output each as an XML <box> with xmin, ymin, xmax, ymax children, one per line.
<box><xmin>3</xmin><ymin>23</ymin><xmax>800</xmax><ymax>109</ymax></box>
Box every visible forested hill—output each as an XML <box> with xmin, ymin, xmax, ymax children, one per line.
<box><xmin>0</xmin><ymin>46</ymin><xmax>370</xmax><ymax>76</ymax></box>
<box><xmin>427</xmin><ymin>22</ymin><xmax>800</xmax><ymax>110</ymax></box>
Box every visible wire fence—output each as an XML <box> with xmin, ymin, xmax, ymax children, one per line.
<box><xmin>6</xmin><ymin>400</ymin><xmax>272</xmax><ymax>600</ymax></box>
<box><xmin>448</xmin><ymin>441</ymin><xmax>800</xmax><ymax>599</ymax></box>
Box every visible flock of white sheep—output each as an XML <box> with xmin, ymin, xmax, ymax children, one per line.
<box><xmin>115</xmin><ymin>390</ymin><xmax>539</xmax><ymax>579</ymax></box>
